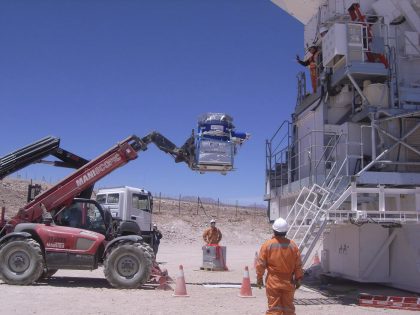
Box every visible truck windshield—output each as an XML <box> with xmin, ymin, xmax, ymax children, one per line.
<box><xmin>96</xmin><ymin>194</ymin><xmax>106</xmax><ymax>204</ymax></box>
<box><xmin>96</xmin><ymin>193</ymin><xmax>119</xmax><ymax>204</ymax></box>
<box><xmin>132</xmin><ymin>193</ymin><xmax>151</xmax><ymax>212</ymax></box>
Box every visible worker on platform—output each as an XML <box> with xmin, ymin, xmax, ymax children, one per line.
<box><xmin>152</xmin><ymin>224</ymin><xmax>163</xmax><ymax>255</ymax></box>
<box><xmin>202</xmin><ymin>219</ymin><xmax>222</xmax><ymax>245</ymax></box>
<box><xmin>256</xmin><ymin>217</ymin><xmax>303</xmax><ymax>315</ymax></box>
<box><xmin>296</xmin><ymin>45</ymin><xmax>320</xmax><ymax>93</ymax></box>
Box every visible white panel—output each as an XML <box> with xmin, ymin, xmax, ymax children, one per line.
<box><xmin>324</xmin><ymin>225</ymin><xmax>359</xmax><ymax>277</ymax></box>
<box><xmin>304</xmin><ymin>14</ymin><xmax>320</xmax><ymax>48</ymax></box>
<box><xmin>322</xmin><ymin>23</ymin><xmax>348</xmax><ymax>67</ymax></box>
<box><xmin>271</xmin><ymin>0</ymin><xmax>324</xmax><ymax>24</ymax></box>
<box><xmin>405</xmin><ymin>31</ymin><xmax>420</xmax><ymax>56</ymax></box>
<box><xmin>323</xmin><ymin>224</ymin><xmax>389</xmax><ymax>281</ymax></box>
<box><xmin>359</xmin><ymin>224</ymin><xmax>389</xmax><ymax>279</ymax></box>
<box><xmin>372</xmin><ymin>0</ymin><xmax>402</xmax><ymax>25</ymax></box>
<box><xmin>389</xmin><ymin>225</ymin><xmax>420</xmax><ymax>292</ymax></box>
<box><xmin>397</xmin><ymin>0</ymin><xmax>420</xmax><ymax>33</ymax></box>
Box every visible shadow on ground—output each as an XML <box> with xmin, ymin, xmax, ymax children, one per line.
<box><xmin>31</xmin><ymin>276</ymin><xmax>156</xmax><ymax>290</ymax></box>
<box><xmin>300</xmin><ymin>265</ymin><xmax>419</xmax><ymax>306</ymax></box>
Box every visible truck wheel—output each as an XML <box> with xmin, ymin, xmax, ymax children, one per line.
<box><xmin>104</xmin><ymin>242</ymin><xmax>152</xmax><ymax>289</ymax></box>
<box><xmin>0</xmin><ymin>239</ymin><xmax>44</xmax><ymax>285</ymax></box>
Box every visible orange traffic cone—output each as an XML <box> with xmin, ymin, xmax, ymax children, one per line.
<box><xmin>172</xmin><ymin>265</ymin><xmax>189</xmax><ymax>297</ymax></box>
<box><xmin>238</xmin><ymin>266</ymin><xmax>255</xmax><ymax>298</ymax></box>
<box><xmin>312</xmin><ymin>252</ymin><xmax>321</xmax><ymax>266</ymax></box>
<box><xmin>157</xmin><ymin>275</ymin><xmax>173</xmax><ymax>291</ymax></box>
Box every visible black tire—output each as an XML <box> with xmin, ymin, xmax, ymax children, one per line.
<box><xmin>143</xmin><ymin>243</ymin><xmax>155</xmax><ymax>261</ymax></box>
<box><xmin>104</xmin><ymin>242</ymin><xmax>152</xmax><ymax>289</ymax></box>
<box><xmin>0</xmin><ymin>238</ymin><xmax>44</xmax><ymax>285</ymax></box>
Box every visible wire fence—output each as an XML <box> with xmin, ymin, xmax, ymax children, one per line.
<box><xmin>154</xmin><ymin>192</ymin><xmax>267</xmax><ymax>219</ymax></box>
<box><xmin>1</xmin><ymin>175</ymin><xmax>268</xmax><ymax>219</ymax></box>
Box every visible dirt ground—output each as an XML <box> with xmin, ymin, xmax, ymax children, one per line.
<box><xmin>0</xmin><ymin>243</ymin><xmax>416</xmax><ymax>315</ymax></box>
<box><xmin>0</xmin><ymin>178</ymin><xmax>418</xmax><ymax>314</ymax></box>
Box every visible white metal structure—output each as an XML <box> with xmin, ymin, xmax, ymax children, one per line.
<box><xmin>267</xmin><ymin>0</ymin><xmax>420</xmax><ymax>292</ymax></box>
<box><xmin>96</xmin><ymin>186</ymin><xmax>153</xmax><ymax>233</ymax></box>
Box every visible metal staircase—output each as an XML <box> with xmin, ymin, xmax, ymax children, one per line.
<box><xmin>286</xmin><ymin>133</ymin><xmax>351</xmax><ymax>265</ymax></box>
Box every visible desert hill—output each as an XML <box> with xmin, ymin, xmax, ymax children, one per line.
<box><xmin>0</xmin><ymin>177</ymin><xmax>271</xmax><ymax>246</ymax></box>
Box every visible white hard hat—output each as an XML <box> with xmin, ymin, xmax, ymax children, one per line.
<box><xmin>272</xmin><ymin>217</ymin><xmax>288</xmax><ymax>233</ymax></box>
<box><xmin>210</xmin><ymin>219</ymin><xmax>216</xmax><ymax>224</ymax></box>
<box><xmin>153</xmin><ymin>223</ymin><xmax>157</xmax><ymax>228</ymax></box>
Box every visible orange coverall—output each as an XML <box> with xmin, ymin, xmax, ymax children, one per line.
<box><xmin>297</xmin><ymin>50</ymin><xmax>319</xmax><ymax>93</ymax></box>
<box><xmin>202</xmin><ymin>227</ymin><xmax>222</xmax><ymax>244</ymax></box>
<box><xmin>256</xmin><ymin>236</ymin><xmax>303</xmax><ymax>315</ymax></box>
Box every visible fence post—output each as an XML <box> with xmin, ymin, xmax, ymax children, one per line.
<box><xmin>197</xmin><ymin>197</ymin><xmax>200</xmax><ymax>215</ymax></box>
<box><xmin>178</xmin><ymin>194</ymin><xmax>181</xmax><ymax>215</ymax></box>
<box><xmin>235</xmin><ymin>200</ymin><xmax>238</xmax><ymax>217</ymax></box>
<box><xmin>158</xmin><ymin>192</ymin><xmax>161</xmax><ymax>213</ymax></box>
<box><xmin>217</xmin><ymin>198</ymin><xmax>220</xmax><ymax>218</ymax></box>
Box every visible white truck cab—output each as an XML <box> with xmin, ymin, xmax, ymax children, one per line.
<box><xmin>96</xmin><ymin>186</ymin><xmax>153</xmax><ymax>234</ymax></box>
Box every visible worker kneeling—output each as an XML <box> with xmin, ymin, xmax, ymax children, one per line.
<box><xmin>256</xmin><ymin>218</ymin><xmax>303</xmax><ymax>315</ymax></box>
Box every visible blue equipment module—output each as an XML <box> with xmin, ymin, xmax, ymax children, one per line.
<box><xmin>194</xmin><ymin>113</ymin><xmax>249</xmax><ymax>174</ymax></box>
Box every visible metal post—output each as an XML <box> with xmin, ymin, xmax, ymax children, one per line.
<box><xmin>197</xmin><ymin>197</ymin><xmax>200</xmax><ymax>215</ymax></box>
<box><xmin>217</xmin><ymin>198</ymin><xmax>220</xmax><ymax>218</ymax></box>
<box><xmin>158</xmin><ymin>192</ymin><xmax>161</xmax><ymax>213</ymax></box>
<box><xmin>1</xmin><ymin>206</ymin><xmax>5</xmax><ymax>226</ymax></box>
<box><xmin>178</xmin><ymin>194</ymin><xmax>181</xmax><ymax>215</ymax></box>
<box><xmin>371</xmin><ymin>121</ymin><xmax>376</xmax><ymax>161</ymax></box>
<box><xmin>351</xmin><ymin>182</ymin><xmax>357</xmax><ymax>212</ymax></box>
<box><xmin>416</xmin><ymin>187</ymin><xmax>420</xmax><ymax>212</ymax></box>
<box><xmin>379</xmin><ymin>185</ymin><xmax>385</xmax><ymax>212</ymax></box>
<box><xmin>254</xmin><ymin>202</ymin><xmax>257</xmax><ymax>222</ymax></box>
<box><xmin>235</xmin><ymin>200</ymin><xmax>238</xmax><ymax>217</ymax></box>
<box><xmin>298</xmin><ymin>139</ymin><xmax>301</xmax><ymax>188</ymax></box>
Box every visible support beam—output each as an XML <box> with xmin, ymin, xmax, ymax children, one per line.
<box><xmin>347</xmin><ymin>72</ymin><xmax>370</xmax><ymax>105</ymax></box>
<box><xmin>376</xmin><ymin>124</ymin><xmax>420</xmax><ymax>158</ymax></box>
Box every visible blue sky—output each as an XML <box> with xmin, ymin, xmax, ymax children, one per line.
<box><xmin>0</xmin><ymin>0</ymin><xmax>303</xmax><ymax>205</ymax></box>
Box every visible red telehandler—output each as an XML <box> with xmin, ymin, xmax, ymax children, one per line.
<box><xmin>0</xmin><ymin>133</ymin><xmax>191</xmax><ymax>288</ymax></box>
<box><xmin>0</xmin><ymin>115</ymin><xmax>249</xmax><ymax>288</ymax></box>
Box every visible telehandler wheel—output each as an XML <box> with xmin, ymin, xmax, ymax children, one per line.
<box><xmin>104</xmin><ymin>242</ymin><xmax>153</xmax><ymax>289</ymax></box>
<box><xmin>143</xmin><ymin>243</ymin><xmax>155</xmax><ymax>260</ymax></box>
<box><xmin>0</xmin><ymin>238</ymin><xmax>44</xmax><ymax>285</ymax></box>
<box><xmin>39</xmin><ymin>268</ymin><xmax>58</xmax><ymax>280</ymax></box>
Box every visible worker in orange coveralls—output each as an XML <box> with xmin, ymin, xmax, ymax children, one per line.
<box><xmin>202</xmin><ymin>219</ymin><xmax>222</xmax><ymax>245</ymax></box>
<box><xmin>256</xmin><ymin>217</ymin><xmax>304</xmax><ymax>315</ymax></box>
<box><xmin>296</xmin><ymin>45</ymin><xmax>320</xmax><ymax>93</ymax></box>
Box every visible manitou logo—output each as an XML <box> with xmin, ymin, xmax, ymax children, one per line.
<box><xmin>76</xmin><ymin>154</ymin><xmax>122</xmax><ymax>187</ymax></box>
